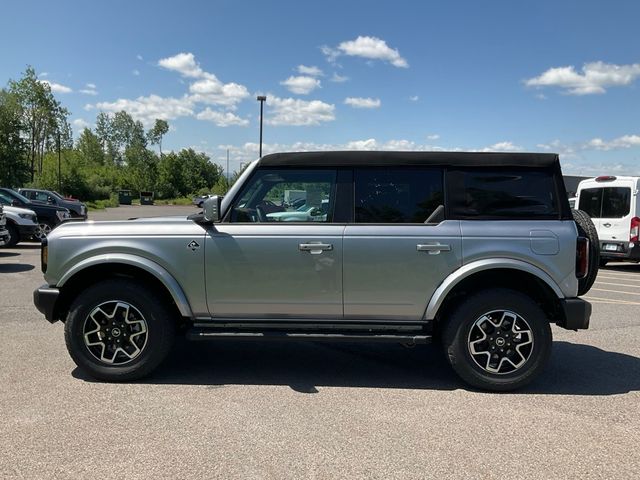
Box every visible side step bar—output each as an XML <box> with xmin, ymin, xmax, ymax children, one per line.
<box><xmin>186</xmin><ymin>329</ymin><xmax>431</xmax><ymax>345</ymax></box>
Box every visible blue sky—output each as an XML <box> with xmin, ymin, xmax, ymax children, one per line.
<box><xmin>2</xmin><ymin>0</ymin><xmax>639</xmax><ymax>174</ymax></box>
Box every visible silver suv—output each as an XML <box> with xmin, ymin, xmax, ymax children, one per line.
<box><xmin>34</xmin><ymin>151</ymin><xmax>594</xmax><ymax>391</ymax></box>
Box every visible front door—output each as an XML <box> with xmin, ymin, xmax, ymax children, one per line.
<box><xmin>205</xmin><ymin>167</ymin><xmax>343</xmax><ymax>319</ymax></box>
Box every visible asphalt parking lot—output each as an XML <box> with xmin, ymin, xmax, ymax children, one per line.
<box><xmin>1</xmin><ymin>205</ymin><xmax>639</xmax><ymax>479</ymax></box>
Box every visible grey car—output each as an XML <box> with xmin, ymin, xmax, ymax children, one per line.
<box><xmin>33</xmin><ymin>151</ymin><xmax>594</xmax><ymax>391</ymax></box>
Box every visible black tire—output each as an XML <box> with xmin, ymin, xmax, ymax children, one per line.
<box><xmin>442</xmin><ymin>288</ymin><xmax>552</xmax><ymax>391</ymax></box>
<box><xmin>572</xmin><ymin>209</ymin><xmax>599</xmax><ymax>295</ymax></box>
<box><xmin>64</xmin><ymin>279</ymin><xmax>175</xmax><ymax>381</ymax></box>
<box><xmin>2</xmin><ymin>223</ymin><xmax>19</xmax><ymax>247</ymax></box>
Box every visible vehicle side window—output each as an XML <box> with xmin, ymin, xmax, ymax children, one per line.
<box><xmin>448</xmin><ymin>169</ymin><xmax>559</xmax><ymax>219</ymax></box>
<box><xmin>578</xmin><ymin>188</ymin><xmax>602</xmax><ymax>218</ymax></box>
<box><xmin>354</xmin><ymin>167</ymin><xmax>443</xmax><ymax>223</ymax></box>
<box><xmin>602</xmin><ymin>187</ymin><xmax>631</xmax><ymax>218</ymax></box>
<box><xmin>229</xmin><ymin>168</ymin><xmax>336</xmax><ymax>223</ymax></box>
<box><xmin>35</xmin><ymin>192</ymin><xmax>50</xmax><ymax>203</ymax></box>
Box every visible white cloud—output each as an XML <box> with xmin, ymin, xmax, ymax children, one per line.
<box><xmin>136</xmin><ymin>54</ymin><xmax>143</xmax><ymax>61</ymax></box>
<box><xmin>325</xmin><ymin>36</ymin><xmax>408</xmax><ymax>68</ymax></box>
<box><xmin>344</xmin><ymin>97</ymin><xmax>381</xmax><ymax>109</ymax></box>
<box><xmin>132</xmin><ymin>69</ymin><xmax>140</xmax><ymax>76</ymax></box>
<box><xmin>40</xmin><ymin>80</ymin><xmax>72</xmax><ymax>94</ymax></box>
<box><xmin>90</xmin><ymin>94</ymin><xmax>194</xmax><ymax>126</ymax></box>
<box><xmin>158</xmin><ymin>52</ymin><xmax>208</xmax><ymax>78</ymax></box>
<box><xmin>330</xmin><ymin>72</ymin><xmax>349</xmax><ymax>83</ymax></box>
<box><xmin>525</xmin><ymin>61</ymin><xmax>640</xmax><ymax>95</ymax></box>
<box><xmin>297</xmin><ymin>65</ymin><xmax>323</xmax><ymax>76</ymax></box>
<box><xmin>72</xmin><ymin>118</ymin><xmax>90</xmax><ymax>131</ymax></box>
<box><xmin>280</xmin><ymin>75</ymin><xmax>321</xmax><ymax>95</ymax></box>
<box><xmin>80</xmin><ymin>83</ymin><xmax>98</xmax><ymax>96</ymax></box>
<box><xmin>426</xmin><ymin>134</ymin><xmax>440</xmax><ymax>140</ymax></box>
<box><xmin>265</xmin><ymin>96</ymin><xmax>335</xmax><ymax>126</ymax></box>
<box><xmin>478</xmin><ymin>141</ymin><xmax>523</xmax><ymax>152</ymax></box>
<box><xmin>583</xmin><ymin>134</ymin><xmax>640</xmax><ymax>151</ymax></box>
<box><xmin>409</xmin><ymin>95</ymin><xmax>419</xmax><ymax>102</ymax></box>
<box><xmin>188</xmin><ymin>76</ymin><xmax>250</xmax><ymax>106</ymax></box>
<box><xmin>195</xmin><ymin>108</ymin><xmax>249</xmax><ymax>127</ymax></box>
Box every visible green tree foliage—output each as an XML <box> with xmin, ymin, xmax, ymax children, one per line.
<box><xmin>0</xmin><ymin>90</ymin><xmax>29</xmax><ymax>186</ymax></box>
<box><xmin>156</xmin><ymin>148</ymin><xmax>222</xmax><ymax>198</ymax></box>
<box><xmin>147</xmin><ymin>119</ymin><xmax>169</xmax><ymax>156</ymax></box>
<box><xmin>8</xmin><ymin>66</ymin><xmax>70</xmax><ymax>181</ymax></box>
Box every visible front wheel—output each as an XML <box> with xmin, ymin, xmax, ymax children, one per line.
<box><xmin>64</xmin><ymin>279</ymin><xmax>175</xmax><ymax>381</ymax></box>
<box><xmin>442</xmin><ymin>288</ymin><xmax>552</xmax><ymax>391</ymax></box>
<box><xmin>33</xmin><ymin>221</ymin><xmax>53</xmax><ymax>241</ymax></box>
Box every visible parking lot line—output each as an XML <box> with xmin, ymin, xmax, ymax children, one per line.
<box><xmin>597</xmin><ymin>271</ymin><xmax>640</xmax><ymax>280</ymax></box>
<box><xmin>582</xmin><ymin>295</ymin><xmax>640</xmax><ymax>305</ymax></box>
<box><xmin>590</xmin><ymin>287</ymin><xmax>640</xmax><ymax>296</ymax></box>
<box><xmin>594</xmin><ymin>280</ymin><xmax>640</xmax><ymax>288</ymax></box>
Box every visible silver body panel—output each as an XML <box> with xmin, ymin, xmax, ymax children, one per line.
<box><xmin>205</xmin><ymin>224</ymin><xmax>344</xmax><ymax>318</ymax></box>
<box><xmin>343</xmin><ymin>222</ymin><xmax>462</xmax><ymax>320</ymax></box>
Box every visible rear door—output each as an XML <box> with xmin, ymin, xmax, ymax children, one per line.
<box><xmin>343</xmin><ymin>167</ymin><xmax>462</xmax><ymax>320</ymax></box>
<box><xmin>599</xmin><ymin>184</ymin><xmax>634</xmax><ymax>244</ymax></box>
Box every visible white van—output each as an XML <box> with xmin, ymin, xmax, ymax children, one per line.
<box><xmin>576</xmin><ymin>176</ymin><xmax>640</xmax><ymax>265</ymax></box>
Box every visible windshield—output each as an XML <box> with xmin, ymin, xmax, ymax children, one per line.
<box><xmin>0</xmin><ymin>188</ymin><xmax>31</xmax><ymax>204</ymax></box>
<box><xmin>51</xmin><ymin>191</ymin><xmax>65</xmax><ymax>200</ymax></box>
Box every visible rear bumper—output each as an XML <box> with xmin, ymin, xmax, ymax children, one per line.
<box><xmin>558</xmin><ymin>298</ymin><xmax>591</xmax><ymax>330</ymax></box>
<box><xmin>33</xmin><ymin>285</ymin><xmax>60</xmax><ymax>323</ymax></box>
<box><xmin>600</xmin><ymin>241</ymin><xmax>640</xmax><ymax>261</ymax></box>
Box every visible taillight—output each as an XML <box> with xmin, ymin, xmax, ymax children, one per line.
<box><xmin>41</xmin><ymin>237</ymin><xmax>48</xmax><ymax>273</ymax></box>
<box><xmin>576</xmin><ymin>237</ymin><xmax>589</xmax><ymax>279</ymax></box>
<box><xmin>631</xmin><ymin>217</ymin><xmax>640</xmax><ymax>243</ymax></box>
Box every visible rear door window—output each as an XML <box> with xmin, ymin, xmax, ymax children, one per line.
<box><xmin>354</xmin><ymin>168</ymin><xmax>443</xmax><ymax>223</ymax></box>
<box><xmin>578</xmin><ymin>187</ymin><xmax>631</xmax><ymax>218</ymax></box>
<box><xmin>448</xmin><ymin>169</ymin><xmax>559</xmax><ymax>219</ymax></box>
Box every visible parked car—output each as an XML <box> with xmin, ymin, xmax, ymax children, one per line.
<box><xmin>0</xmin><ymin>188</ymin><xmax>71</xmax><ymax>240</ymax></box>
<box><xmin>18</xmin><ymin>188</ymin><xmax>88</xmax><ymax>220</ymax></box>
<box><xmin>0</xmin><ymin>205</ymin><xmax>9</xmax><ymax>246</ymax></box>
<box><xmin>192</xmin><ymin>194</ymin><xmax>213</xmax><ymax>208</ymax></box>
<box><xmin>34</xmin><ymin>151</ymin><xmax>595</xmax><ymax>391</ymax></box>
<box><xmin>576</xmin><ymin>175</ymin><xmax>640</xmax><ymax>266</ymax></box>
<box><xmin>1</xmin><ymin>205</ymin><xmax>38</xmax><ymax>247</ymax></box>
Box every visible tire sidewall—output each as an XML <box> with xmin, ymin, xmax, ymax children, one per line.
<box><xmin>444</xmin><ymin>289</ymin><xmax>552</xmax><ymax>391</ymax></box>
<box><xmin>65</xmin><ymin>280</ymin><xmax>174</xmax><ymax>381</ymax></box>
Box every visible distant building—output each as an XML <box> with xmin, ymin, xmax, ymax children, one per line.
<box><xmin>563</xmin><ymin>175</ymin><xmax>590</xmax><ymax>197</ymax></box>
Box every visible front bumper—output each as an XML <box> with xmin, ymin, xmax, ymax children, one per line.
<box><xmin>18</xmin><ymin>224</ymin><xmax>38</xmax><ymax>240</ymax></box>
<box><xmin>558</xmin><ymin>298</ymin><xmax>591</xmax><ymax>330</ymax></box>
<box><xmin>33</xmin><ymin>285</ymin><xmax>60</xmax><ymax>323</ymax></box>
<box><xmin>0</xmin><ymin>229</ymin><xmax>8</xmax><ymax>246</ymax></box>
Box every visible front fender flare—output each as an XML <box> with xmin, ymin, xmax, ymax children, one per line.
<box><xmin>424</xmin><ymin>258</ymin><xmax>565</xmax><ymax>321</ymax></box>
<box><xmin>57</xmin><ymin>253</ymin><xmax>193</xmax><ymax>318</ymax></box>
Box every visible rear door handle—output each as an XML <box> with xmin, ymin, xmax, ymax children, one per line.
<box><xmin>417</xmin><ymin>243</ymin><xmax>451</xmax><ymax>254</ymax></box>
<box><xmin>299</xmin><ymin>243</ymin><xmax>333</xmax><ymax>254</ymax></box>
<box><xmin>603</xmin><ymin>223</ymin><xmax>612</xmax><ymax>227</ymax></box>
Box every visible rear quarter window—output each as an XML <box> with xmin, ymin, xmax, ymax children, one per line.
<box><xmin>448</xmin><ymin>169</ymin><xmax>560</xmax><ymax>219</ymax></box>
<box><xmin>579</xmin><ymin>187</ymin><xmax>631</xmax><ymax>218</ymax></box>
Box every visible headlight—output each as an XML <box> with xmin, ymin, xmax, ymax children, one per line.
<box><xmin>41</xmin><ymin>237</ymin><xmax>48</xmax><ymax>273</ymax></box>
<box><xmin>18</xmin><ymin>213</ymin><xmax>35</xmax><ymax>221</ymax></box>
<box><xmin>56</xmin><ymin>210</ymin><xmax>70</xmax><ymax>221</ymax></box>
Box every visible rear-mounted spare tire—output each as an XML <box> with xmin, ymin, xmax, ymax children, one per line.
<box><xmin>572</xmin><ymin>209</ymin><xmax>599</xmax><ymax>296</ymax></box>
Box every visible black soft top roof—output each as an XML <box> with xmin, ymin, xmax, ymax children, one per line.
<box><xmin>258</xmin><ymin>151</ymin><xmax>559</xmax><ymax>168</ymax></box>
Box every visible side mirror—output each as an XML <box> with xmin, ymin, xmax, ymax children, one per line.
<box><xmin>47</xmin><ymin>196</ymin><xmax>54</xmax><ymax>204</ymax></box>
<box><xmin>202</xmin><ymin>195</ymin><xmax>222</xmax><ymax>223</ymax></box>
<box><xmin>11</xmin><ymin>200</ymin><xmax>20</xmax><ymax>207</ymax></box>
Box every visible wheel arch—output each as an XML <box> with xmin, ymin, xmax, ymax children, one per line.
<box><xmin>55</xmin><ymin>254</ymin><xmax>193</xmax><ymax>321</ymax></box>
<box><xmin>426</xmin><ymin>259</ymin><xmax>565</xmax><ymax>326</ymax></box>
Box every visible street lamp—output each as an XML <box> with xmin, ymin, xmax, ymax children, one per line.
<box><xmin>256</xmin><ymin>95</ymin><xmax>267</xmax><ymax>157</ymax></box>
<box><xmin>57</xmin><ymin>131</ymin><xmax>62</xmax><ymax>192</ymax></box>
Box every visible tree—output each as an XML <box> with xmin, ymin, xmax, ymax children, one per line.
<box><xmin>0</xmin><ymin>90</ymin><xmax>29</xmax><ymax>186</ymax></box>
<box><xmin>147</xmin><ymin>119</ymin><xmax>169</xmax><ymax>156</ymax></box>
<box><xmin>76</xmin><ymin>128</ymin><xmax>104</xmax><ymax>166</ymax></box>
<box><xmin>8</xmin><ymin>66</ymin><xmax>69</xmax><ymax>181</ymax></box>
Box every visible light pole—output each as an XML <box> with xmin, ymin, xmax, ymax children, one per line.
<box><xmin>256</xmin><ymin>95</ymin><xmax>266</xmax><ymax>157</ymax></box>
<box><xmin>57</xmin><ymin>131</ymin><xmax>62</xmax><ymax>192</ymax></box>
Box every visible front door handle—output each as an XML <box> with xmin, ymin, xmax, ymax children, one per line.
<box><xmin>299</xmin><ymin>243</ymin><xmax>333</xmax><ymax>254</ymax></box>
<box><xmin>417</xmin><ymin>243</ymin><xmax>451</xmax><ymax>254</ymax></box>
<box><xmin>603</xmin><ymin>223</ymin><xmax>612</xmax><ymax>228</ymax></box>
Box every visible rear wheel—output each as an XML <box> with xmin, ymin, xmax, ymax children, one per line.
<box><xmin>572</xmin><ymin>209</ymin><xmax>599</xmax><ymax>295</ymax></box>
<box><xmin>64</xmin><ymin>279</ymin><xmax>175</xmax><ymax>381</ymax></box>
<box><xmin>442</xmin><ymin>288</ymin><xmax>552</xmax><ymax>391</ymax></box>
